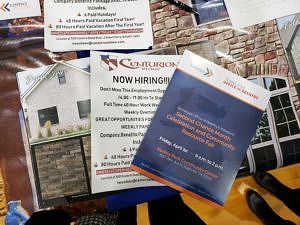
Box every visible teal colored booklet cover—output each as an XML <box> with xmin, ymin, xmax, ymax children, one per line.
<box><xmin>131</xmin><ymin>50</ymin><xmax>271</xmax><ymax>207</ymax></box>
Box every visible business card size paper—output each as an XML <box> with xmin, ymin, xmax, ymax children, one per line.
<box><xmin>44</xmin><ymin>1</ymin><xmax>153</xmax><ymax>52</ymax></box>
<box><xmin>131</xmin><ymin>50</ymin><xmax>271</xmax><ymax>206</ymax></box>
<box><xmin>224</xmin><ymin>0</ymin><xmax>300</xmax><ymax>28</ymax></box>
<box><xmin>0</xmin><ymin>0</ymin><xmax>41</xmax><ymax>20</ymax></box>
<box><xmin>90</xmin><ymin>51</ymin><xmax>180</xmax><ymax>193</ymax></box>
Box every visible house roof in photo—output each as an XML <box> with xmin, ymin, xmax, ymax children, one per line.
<box><xmin>22</xmin><ymin>61</ymin><xmax>90</xmax><ymax>100</ymax></box>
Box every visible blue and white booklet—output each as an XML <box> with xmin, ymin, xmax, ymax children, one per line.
<box><xmin>131</xmin><ymin>50</ymin><xmax>271</xmax><ymax>207</ymax></box>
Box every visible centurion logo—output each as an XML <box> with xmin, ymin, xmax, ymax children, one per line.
<box><xmin>100</xmin><ymin>55</ymin><xmax>177</xmax><ymax>71</ymax></box>
<box><xmin>119</xmin><ymin>58</ymin><xmax>177</xmax><ymax>70</ymax></box>
<box><xmin>100</xmin><ymin>55</ymin><xmax>118</xmax><ymax>71</ymax></box>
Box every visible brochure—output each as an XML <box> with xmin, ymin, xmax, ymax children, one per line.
<box><xmin>44</xmin><ymin>0</ymin><xmax>153</xmax><ymax>52</ymax></box>
<box><xmin>224</xmin><ymin>0</ymin><xmax>300</xmax><ymax>28</ymax></box>
<box><xmin>131</xmin><ymin>50</ymin><xmax>271</xmax><ymax>206</ymax></box>
<box><xmin>90</xmin><ymin>51</ymin><xmax>181</xmax><ymax>193</ymax></box>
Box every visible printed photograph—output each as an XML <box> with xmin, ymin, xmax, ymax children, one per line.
<box><xmin>191</xmin><ymin>0</ymin><xmax>229</xmax><ymax>25</ymax></box>
<box><xmin>277</xmin><ymin>13</ymin><xmax>300</xmax><ymax>82</ymax></box>
<box><xmin>17</xmin><ymin>60</ymin><xmax>97</xmax><ymax>208</ymax></box>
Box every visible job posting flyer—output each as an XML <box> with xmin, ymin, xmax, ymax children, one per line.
<box><xmin>90</xmin><ymin>51</ymin><xmax>180</xmax><ymax>193</ymax></box>
<box><xmin>44</xmin><ymin>0</ymin><xmax>153</xmax><ymax>52</ymax></box>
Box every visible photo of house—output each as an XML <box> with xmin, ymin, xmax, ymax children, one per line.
<box><xmin>17</xmin><ymin>61</ymin><xmax>95</xmax><ymax>208</ymax></box>
<box><xmin>21</xmin><ymin>62</ymin><xmax>90</xmax><ymax>143</ymax></box>
<box><xmin>150</xmin><ymin>3</ymin><xmax>300</xmax><ymax>174</ymax></box>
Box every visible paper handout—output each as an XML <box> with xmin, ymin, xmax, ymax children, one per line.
<box><xmin>44</xmin><ymin>0</ymin><xmax>153</xmax><ymax>52</ymax></box>
<box><xmin>224</xmin><ymin>0</ymin><xmax>300</xmax><ymax>28</ymax></box>
<box><xmin>131</xmin><ymin>50</ymin><xmax>271</xmax><ymax>206</ymax></box>
<box><xmin>90</xmin><ymin>51</ymin><xmax>181</xmax><ymax>193</ymax></box>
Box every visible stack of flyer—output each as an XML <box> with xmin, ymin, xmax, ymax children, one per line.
<box><xmin>90</xmin><ymin>50</ymin><xmax>271</xmax><ymax>207</ymax></box>
<box><xmin>17</xmin><ymin>49</ymin><xmax>270</xmax><ymax>209</ymax></box>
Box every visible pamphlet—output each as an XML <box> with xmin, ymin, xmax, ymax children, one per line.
<box><xmin>90</xmin><ymin>51</ymin><xmax>181</xmax><ymax>193</ymax></box>
<box><xmin>224</xmin><ymin>0</ymin><xmax>300</xmax><ymax>28</ymax></box>
<box><xmin>44</xmin><ymin>0</ymin><xmax>153</xmax><ymax>52</ymax></box>
<box><xmin>0</xmin><ymin>0</ymin><xmax>41</xmax><ymax>21</ymax></box>
<box><xmin>131</xmin><ymin>50</ymin><xmax>271</xmax><ymax>206</ymax></box>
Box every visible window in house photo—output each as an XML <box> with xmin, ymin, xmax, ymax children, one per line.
<box><xmin>248</xmin><ymin>76</ymin><xmax>300</xmax><ymax>170</ymax></box>
<box><xmin>57</xmin><ymin>71</ymin><xmax>66</xmax><ymax>84</ymax></box>
<box><xmin>38</xmin><ymin>106</ymin><xmax>59</xmax><ymax>127</ymax></box>
<box><xmin>190</xmin><ymin>0</ymin><xmax>229</xmax><ymax>25</ymax></box>
<box><xmin>77</xmin><ymin>99</ymin><xmax>91</xmax><ymax>119</ymax></box>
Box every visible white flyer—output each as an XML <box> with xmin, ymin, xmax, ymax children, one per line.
<box><xmin>224</xmin><ymin>0</ymin><xmax>300</xmax><ymax>28</ymax></box>
<box><xmin>90</xmin><ymin>51</ymin><xmax>181</xmax><ymax>193</ymax></box>
<box><xmin>0</xmin><ymin>0</ymin><xmax>41</xmax><ymax>20</ymax></box>
<box><xmin>44</xmin><ymin>0</ymin><xmax>153</xmax><ymax>52</ymax></box>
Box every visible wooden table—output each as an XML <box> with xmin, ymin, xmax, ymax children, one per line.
<box><xmin>137</xmin><ymin>163</ymin><xmax>300</xmax><ymax>225</ymax></box>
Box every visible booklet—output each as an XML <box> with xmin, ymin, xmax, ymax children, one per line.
<box><xmin>224</xmin><ymin>0</ymin><xmax>300</xmax><ymax>28</ymax></box>
<box><xmin>44</xmin><ymin>0</ymin><xmax>153</xmax><ymax>52</ymax></box>
<box><xmin>131</xmin><ymin>50</ymin><xmax>271</xmax><ymax>206</ymax></box>
<box><xmin>90</xmin><ymin>51</ymin><xmax>181</xmax><ymax>193</ymax></box>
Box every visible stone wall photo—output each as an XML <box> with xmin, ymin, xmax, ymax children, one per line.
<box><xmin>150</xmin><ymin>0</ymin><xmax>300</xmax><ymax>172</ymax></box>
<box><xmin>150</xmin><ymin>0</ymin><xmax>299</xmax><ymax>115</ymax></box>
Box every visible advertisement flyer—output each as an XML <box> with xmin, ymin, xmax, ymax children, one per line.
<box><xmin>131</xmin><ymin>50</ymin><xmax>271</xmax><ymax>206</ymax></box>
<box><xmin>16</xmin><ymin>58</ymin><xmax>96</xmax><ymax>208</ymax></box>
<box><xmin>0</xmin><ymin>0</ymin><xmax>41</xmax><ymax>21</ymax></box>
<box><xmin>90</xmin><ymin>51</ymin><xmax>180</xmax><ymax>193</ymax></box>
<box><xmin>44</xmin><ymin>0</ymin><xmax>153</xmax><ymax>52</ymax></box>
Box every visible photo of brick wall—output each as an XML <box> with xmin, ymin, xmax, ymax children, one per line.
<box><xmin>32</xmin><ymin>137</ymin><xmax>91</xmax><ymax>208</ymax></box>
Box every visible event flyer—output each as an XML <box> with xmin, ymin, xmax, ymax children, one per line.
<box><xmin>44</xmin><ymin>0</ymin><xmax>153</xmax><ymax>52</ymax></box>
<box><xmin>90</xmin><ymin>51</ymin><xmax>181</xmax><ymax>193</ymax></box>
<box><xmin>131</xmin><ymin>50</ymin><xmax>271</xmax><ymax>206</ymax></box>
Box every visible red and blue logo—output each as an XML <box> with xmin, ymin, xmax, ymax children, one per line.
<box><xmin>100</xmin><ymin>55</ymin><xmax>118</xmax><ymax>71</ymax></box>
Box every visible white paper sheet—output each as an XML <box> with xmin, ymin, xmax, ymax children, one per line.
<box><xmin>90</xmin><ymin>51</ymin><xmax>181</xmax><ymax>193</ymax></box>
<box><xmin>44</xmin><ymin>0</ymin><xmax>153</xmax><ymax>52</ymax></box>
<box><xmin>224</xmin><ymin>0</ymin><xmax>300</xmax><ymax>28</ymax></box>
<box><xmin>0</xmin><ymin>0</ymin><xmax>41</xmax><ymax>20</ymax></box>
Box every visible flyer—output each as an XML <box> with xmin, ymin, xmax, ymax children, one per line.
<box><xmin>131</xmin><ymin>50</ymin><xmax>271</xmax><ymax>206</ymax></box>
<box><xmin>16</xmin><ymin>58</ymin><xmax>98</xmax><ymax>208</ymax></box>
<box><xmin>0</xmin><ymin>0</ymin><xmax>41</xmax><ymax>21</ymax></box>
<box><xmin>224</xmin><ymin>0</ymin><xmax>300</xmax><ymax>28</ymax></box>
<box><xmin>90</xmin><ymin>51</ymin><xmax>181</xmax><ymax>193</ymax></box>
<box><xmin>44</xmin><ymin>0</ymin><xmax>153</xmax><ymax>52</ymax></box>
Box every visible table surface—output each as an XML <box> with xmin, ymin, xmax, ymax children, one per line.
<box><xmin>1</xmin><ymin>163</ymin><xmax>300</xmax><ymax>224</ymax></box>
<box><xmin>137</xmin><ymin>163</ymin><xmax>300</xmax><ymax>225</ymax></box>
